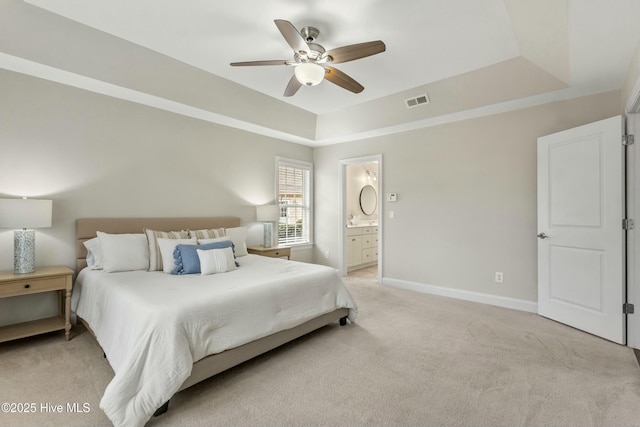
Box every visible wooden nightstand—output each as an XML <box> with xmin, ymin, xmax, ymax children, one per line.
<box><xmin>0</xmin><ymin>266</ymin><xmax>74</xmax><ymax>343</ymax></box>
<box><xmin>247</xmin><ymin>245</ymin><xmax>291</xmax><ymax>260</ymax></box>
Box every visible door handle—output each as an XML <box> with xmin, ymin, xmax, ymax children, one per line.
<box><xmin>537</xmin><ymin>233</ymin><xmax>548</xmax><ymax>239</ymax></box>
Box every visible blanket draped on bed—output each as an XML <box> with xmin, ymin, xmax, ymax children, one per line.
<box><xmin>73</xmin><ymin>255</ymin><xmax>357</xmax><ymax>427</ymax></box>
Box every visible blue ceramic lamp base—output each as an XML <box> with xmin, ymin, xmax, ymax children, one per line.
<box><xmin>14</xmin><ymin>229</ymin><xmax>36</xmax><ymax>274</ymax></box>
<box><xmin>263</xmin><ymin>222</ymin><xmax>273</xmax><ymax>248</ymax></box>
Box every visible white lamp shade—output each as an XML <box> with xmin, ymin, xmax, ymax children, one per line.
<box><xmin>0</xmin><ymin>198</ymin><xmax>52</xmax><ymax>229</ymax></box>
<box><xmin>294</xmin><ymin>63</ymin><xmax>325</xmax><ymax>86</ymax></box>
<box><xmin>256</xmin><ymin>204</ymin><xmax>280</xmax><ymax>222</ymax></box>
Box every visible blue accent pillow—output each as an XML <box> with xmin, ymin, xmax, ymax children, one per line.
<box><xmin>172</xmin><ymin>240</ymin><xmax>238</xmax><ymax>275</ymax></box>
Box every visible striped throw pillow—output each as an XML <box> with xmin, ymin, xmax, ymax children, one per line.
<box><xmin>144</xmin><ymin>228</ymin><xmax>189</xmax><ymax>271</ymax></box>
<box><xmin>188</xmin><ymin>228</ymin><xmax>225</xmax><ymax>239</ymax></box>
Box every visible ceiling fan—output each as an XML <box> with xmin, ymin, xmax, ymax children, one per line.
<box><xmin>230</xmin><ymin>19</ymin><xmax>386</xmax><ymax>97</ymax></box>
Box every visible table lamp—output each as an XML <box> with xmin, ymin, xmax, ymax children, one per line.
<box><xmin>256</xmin><ymin>204</ymin><xmax>280</xmax><ymax>248</ymax></box>
<box><xmin>0</xmin><ymin>198</ymin><xmax>52</xmax><ymax>274</ymax></box>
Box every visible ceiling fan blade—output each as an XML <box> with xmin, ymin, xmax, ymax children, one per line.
<box><xmin>274</xmin><ymin>19</ymin><xmax>310</xmax><ymax>55</ymax></box>
<box><xmin>325</xmin><ymin>40</ymin><xmax>386</xmax><ymax>64</ymax></box>
<box><xmin>324</xmin><ymin>66</ymin><xmax>364</xmax><ymax>94</ymax></box>
<box><xmin>284</xmin><ymin>74</ymin><xmax>303</xmax><ymax>97</ymax></box>
<box><xmin>230</xmin><ymin>60</ymin><xmax>295</xmax><ymax>66</ymax></box>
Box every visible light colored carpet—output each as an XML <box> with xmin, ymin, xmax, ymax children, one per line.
<box><xmin>2</xmin><ymin>266</ymin><xmax>640</xmax><ymax>427</ymax></box>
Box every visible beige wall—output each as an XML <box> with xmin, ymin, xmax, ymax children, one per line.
<box><xmin>622</xmin><ymin>40</ymin><xmax>640</xmax><ymax>111</ymax></box>
<box><xmin>314</xmin><ymin>90</ymin><xmax>622</xmax><ymax>303</ymax></box>
<box><xmin>0</xmin><ymin>64</ymin><xmax>627</xmax><ymax>326</ymax></box>
<box><xmin>0</xmin><ymin>69</ymin><xmax>312</xmax><ymax>325</ymax></box>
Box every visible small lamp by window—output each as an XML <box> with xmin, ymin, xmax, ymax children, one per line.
<box><xmin>256</xmin><ymin>205</ymin><xmax>280</xmax><ymax>248</ymax></box>
<box><xmin>0</xmin><ymin>198</ymin><xmax>52</xmax><ymax>274</ymax></box>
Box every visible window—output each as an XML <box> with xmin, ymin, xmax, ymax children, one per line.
<box><xmin>276</xmin><ymin>157</ymin><xmax>312</xmax><ymax>246</ymax></box>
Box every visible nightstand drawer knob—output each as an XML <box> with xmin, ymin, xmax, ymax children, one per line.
<box><xmin>24</xmin><ymin>284</ymin><xmax>30</xmax><ymax>289</ymax></box>
<box><xmin>275</xmin><ymin>252</ymin><xmax>280</xmax><ymax>255</ymax></box>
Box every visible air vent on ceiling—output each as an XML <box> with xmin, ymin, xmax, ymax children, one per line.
<box><xmin>405</xmin><ymin>94</ymin><xmax>430</xmax><ymax>109</ymax></box>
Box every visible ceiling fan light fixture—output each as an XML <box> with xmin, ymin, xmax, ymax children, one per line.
<box><xmin>294</xmin><ymin>63</ymin><xmax>325</xmax><ymax>86</ymax></box>
<box><xmin>230</xmin><ymin>20</ymin><xmax>386</xmax><ymax>97</ymax></box>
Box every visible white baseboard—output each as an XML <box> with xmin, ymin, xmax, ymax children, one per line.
<box><xmin>381</xmin><ymin>277</ymin><xmax>538</xmax><ymax>313</ymax></box>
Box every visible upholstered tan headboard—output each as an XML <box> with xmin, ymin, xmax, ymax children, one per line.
<box><xmin>76</xmin><ymin>217</ymin><xmax>241</xmax><ymax>272</ymax></box>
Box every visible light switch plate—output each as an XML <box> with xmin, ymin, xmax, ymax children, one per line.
<box><xmin>387</xmin><ymin>193</ymin><xmax>397</xmax><ymax>202</ymax></box>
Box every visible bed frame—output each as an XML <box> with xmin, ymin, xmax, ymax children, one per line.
<box><xmin>75</xmin><ymin>217</ymin><xmax>349</xmax><ymax>415</ymax></box>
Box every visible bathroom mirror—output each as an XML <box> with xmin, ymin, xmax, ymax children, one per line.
<box><xmin>359</xmin><ymin>185</ymin><xmax>377</xmax><ymax>215</ymax></box>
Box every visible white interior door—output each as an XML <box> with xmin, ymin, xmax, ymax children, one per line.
<box><xmin>537</xmin><ymin>115</ymin><xmax>625</xmax><ymax>344</ymax></box>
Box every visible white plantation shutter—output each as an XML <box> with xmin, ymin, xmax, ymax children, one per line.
<box><xmin>276</xmin><ymin>157</ymin><xmax>313</xmax><ymax>245</ymax></box>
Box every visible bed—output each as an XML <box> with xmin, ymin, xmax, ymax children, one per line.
<box><xmin>73</xmin><ymin>217</ymin><xmax>357</xmax><ymax>427</ymax></box>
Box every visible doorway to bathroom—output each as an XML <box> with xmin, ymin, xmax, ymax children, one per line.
<box><xmin>340</xmin><ymin>155</ymin><xmax>382</xmax><ymax>283</ymax></box>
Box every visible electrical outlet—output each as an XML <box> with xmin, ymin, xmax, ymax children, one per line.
<box><xmin>495</xmin><ymin>272</ymin><xmax>504</xmax><ymax>283</ymax></box>
<box><xmin>324</xmin><ymin>251</ymin><xmax>330</xmax><ymax>260</ymax></box>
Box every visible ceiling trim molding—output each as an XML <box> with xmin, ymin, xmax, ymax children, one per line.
<box><xmin>0</xmin><ymin>52</ymin><xmax>617</xmax><ymax>147</ymax></box>
<box><xmin>0</xmin><ymin>52</ymin><xmax>315</xmax><ymax>146</ymax></box>
<box><xmin>314</xmin><ymin>85</ymin><xmax>618</xmax><ymax>145</ymax></box>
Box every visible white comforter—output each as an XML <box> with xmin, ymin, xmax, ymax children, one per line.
<box><xmin>73</xmin><ymin>255</ymin><xmax>357</xmax><ymax>427</ymax></box>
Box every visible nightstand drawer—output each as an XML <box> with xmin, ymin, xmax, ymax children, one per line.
<box><xmin>247</xmin><ymin>246</ymin><xmax>291</xmax><ymax>260</ymax></box>
<box><xmin>0</xmin><ymin>276</ymin><xmax>66</xmax><ymax>297</ymax></box>
<box><xmin>257</xmin><ymin>248</ymin><xmax>288</xmax><ymax>258</ymax></box>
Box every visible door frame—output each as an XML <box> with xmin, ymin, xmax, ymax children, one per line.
<box><xmin>339</xmin><ymin>154</ymin><xmax>383</xmax><ymax>283</ymax></box>
<box><xmin>627</xmin><ymin>113</ymin><xmax>639</xmax><ymax>349</ymax></box>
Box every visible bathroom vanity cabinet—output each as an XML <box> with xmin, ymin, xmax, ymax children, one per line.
<box><xmin>346</xmin><ymin>226</ymin><xmax>378</xmax><ymax>271</ymax></box>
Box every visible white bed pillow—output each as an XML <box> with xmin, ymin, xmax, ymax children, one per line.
<box><xmin>223</xmin><ymin>227</ymin><xmax>248</xmax><ymax>256</ymax></box>
<box><xmin>144</xmin><ymin>228</ymin><xmax>189</xmax><ymax>271</ymax></box>
<box><xmin>197</xmin><ymin>238</ymin><xmax>239</xmax><ymax>266</ymax></box>
<box><xmin>97</xmin><ymin>232</ymin><xmax>149</xmax><ymax>273</ymax></box>
<box><xmin>157</xmin><ymin>237</ymin><xmax>197</xmax><ymax>274</ymax></box>
<box><xmin>83</xmin><ymin>237</ymin><xmax>103</xmax><ymax>270</ymax></box>
<box><xmin>197</xmin><ymin>247</ymin><xmax>237</xmax><ymax>275</ymax></box>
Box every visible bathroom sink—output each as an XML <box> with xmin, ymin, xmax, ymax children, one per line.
<box><xmin>347</xmin><ymin>221</ymin><xmax>378</xmax><ymax>227</ymax></box>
